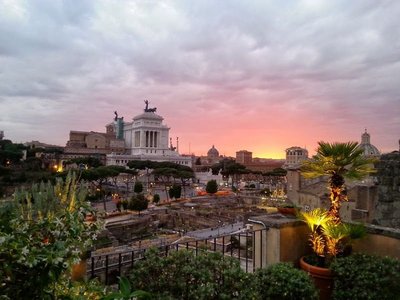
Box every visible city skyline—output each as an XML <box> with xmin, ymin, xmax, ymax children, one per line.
<box><xmin>1</xmin><ymin>1</ymin><xmax>399</xmax><ymax>158</ymax></box>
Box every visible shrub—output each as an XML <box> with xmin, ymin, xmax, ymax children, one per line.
<box><xmin>121</xmin><ymin>199</ymin><xmax>128</xmax><ymax>210</ymax></box>
<box><xmin>103</xmin><ymin>277</ymin><xmax>152</xmax><ymax>300</ymax></box>
<box><xmin>255</xmin><ymin>262</ymin><xmax>318</xmax><ymax>300</ymax></box>
<box><xmin>54</xmin><ymin>275</ymin><xmax>108</xmax><ymax>299</ymax></box>
<box><xmin>168</xmin><ymin>184</ymin><xmax>182</xmax><ymax>199</ymax></box>
<box><xmin>152</xmin><ymin>193</ymin><xmax>160</xmax><ymax>204</ymax></box>
<box><xmin>205</xmin><ymin>179</ymin><xmax>218</xmax><ymax>194</ymax></box>
<box><xmin>129</xmin><ymin>248</ymin><xmax>255</xmax><ymax>299</ymax></box>
<box><xmin>0</xmin><ymin>172</ymin><xmax>102</xmax><ymax>299</ymax></box>
<box><xmin>129</xmin><ymin>194</ymin><xmax>148</xmax><ymax>215</ymax></box>
<box><xmin>134</xmin><ymin>181</ymin><xmax>144</xmax><ymax>194</ymax></box>
<box><xmin>331</xmin><ymin>253</ymin><xmax>400</xmax><ymax>300</ymax></box>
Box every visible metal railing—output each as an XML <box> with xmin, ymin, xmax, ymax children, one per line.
<box><xmin>88</xmin><ymin>228</ymin><xmax>267</xmax><ymax>285</ymax></box>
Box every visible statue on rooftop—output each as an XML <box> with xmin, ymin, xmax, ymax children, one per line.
<box><xmin>144</xmin><ymin>100</ymin><xmax>157</xmax><ymax>112</ymax></box>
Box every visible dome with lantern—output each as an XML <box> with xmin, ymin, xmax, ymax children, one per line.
<box><xmin>357</xmin><ymin>129</ymin><xmax>380</xmax><ymax>157</ymax></box>
<box><xmin>207</xmin><ymin>145</ymin><xmax>220</xmax><ymax>159</ymax></box>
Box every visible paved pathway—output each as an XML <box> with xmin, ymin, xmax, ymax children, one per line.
<box><xmin>186</xmin><ymin>222</ymin><xmax>245</xmax><ymax>239</ymax></box>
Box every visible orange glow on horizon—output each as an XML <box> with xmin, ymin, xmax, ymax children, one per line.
<box><xmin>254</xmin><ymin>152</ymin><xmax>286</xmax><ymax>159</ymax></box>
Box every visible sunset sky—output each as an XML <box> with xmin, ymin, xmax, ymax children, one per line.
<box><xmin>1</xmin><ymin>1</ymin><xmax>399</xmax><ymax>158</ymax></box>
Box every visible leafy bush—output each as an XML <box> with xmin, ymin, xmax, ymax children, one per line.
<box><xmin>103</xmin><ymin>277</ymin><xmax>152</xmax><ymax>300</ymax></box>
<box><xmin>205</xmin><ymin>179</ymin><xmax>218</xmax><ymax>194</ymax></box>
<box><xmin>331</xmin><ymin>253</ymin><xmax>400</xmax><ymax>300</ymax></box>
<box><xmin>168</xmin><ymin>184</ymin><xmax>182</xmax><ymax>199</ymax></box>
<box><xmin>129</xmin><ymin>194</ymin><xmax>148</xmax><ymax>214</ymax></box>
<box><xmin>0</xmin><ymin>172</ymin><xmax>102</xmax><ymax>299</ymax></box>
<box><xmin>129</xmin><ymin>248</ymin><xmax>256</xmax><ymax>299</ymax></box>
<box><xmin>255</xmin><ymin>262</ymin><xmax>318</xmax><ymax>300</ymax></box>
<box><xmin>153</xmin><ymin>193</ymin><xmax>160</xmax><ymax>204</ymax></box>
<box><xmin>134</xmin><ymin>181</ymin><xmax>144</xmax><ymax>194</ymax></box>
<box><xmin>53</xmin><ymin>275</ymin><xmax>108</xmax><ymax>299</ymax></box>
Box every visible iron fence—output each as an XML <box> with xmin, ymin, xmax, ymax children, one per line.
<box><xmin>88</xmin><ymin>228</ymin><xmax>267</xmax><ymax>285</ymax></box>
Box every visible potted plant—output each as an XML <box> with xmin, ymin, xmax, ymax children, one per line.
<box><xmin>298</xmin><ymin>141</ymin><xmax>375</xmax><ymax>299</ymax></box>
<box><xmin>277</xmin><ymin>203</ymin><xmax>298</xmax><ymax>216</ymax></box>
<box><xmin>299</xmin><ymin>208</ymin><xmax>366</xmax><ymax>298</ymax></box>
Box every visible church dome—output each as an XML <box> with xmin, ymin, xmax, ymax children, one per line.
<box><xmin>207</xmin><ymin>145</ymin><xmax>219</xmax><ymax>158</ymax></box>
<box><xmin>133</xmin><ymin>111</ymin><xmax>163</xmax><ymax>121</ymax></box>
<box><xmin>357</xmin><ymin>130</ymin><xmax>380</xmax><ymax>157</ymax></box>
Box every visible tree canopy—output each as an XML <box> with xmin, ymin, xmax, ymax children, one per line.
<box><xmin>206</xmin><ymin>179</ymin><xmax>218</xmax><ymax>194</ymax></box>
<box><xmin>301</xmin><ymin>141</ymin><xmax>376</xmax><ymax>224</ymax></box>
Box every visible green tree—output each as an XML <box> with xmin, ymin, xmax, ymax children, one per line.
<box><xmin>134</xmin><ymin>181</ymin><xmax>144</xmax><ymax>194</ymax></box>
<box><xmin>152</xmin><ymin>167</ymin><xmax>177</xmax><ymax>201</ymax></box>
<box><xmin>127</xmin><ymin>160</ymin><xmax>156</xmax><ymax>190</ymax></box>
<box><xmin>0</xmin><ymin>141</ymin><xmax>24</xmax><ymax>166</ymax></box>
<box><xmin>175</xmin><ymin>169</ymin><xmax>194</xmax><ymax>198</ymax></box>
<box><xmin>168</xmin><ymin>184</ymin><xmax>182</xmax><ymax>199</ymax></box>
<box><xmin>301</xmin><ymin>141</ymin><xmax>375</xmax><ymax>224</ymax></box>
<box><xmin>129</xmin><ymin>194</ymin><xmax>148</xmax><ymax>215</ymax></box>
<box><xmin>65</xmin><ymin>156</ymin><xmax>103</xmax><ymax>168</ymax></box>
<box><xmin>22</xmin><ymin>157</ymin><xmax>42</xmax><ymax>171</ymax></box>
<box><xmin>271</xmin><ymin>167</ymin><xmax>287</xmax><ymax>176</ymax></box>
<box><xmin>120</xmin><ymin>169</ymin><xmax>138</xmax><ymax>195</ymax></box>
<box><xmin>79</xmin><ymin>166</ymin><xmax>121</xmax><ymax>210</ymax></box>
<box><xmin>107</xmin><ymin>165</ymin><xmax>127</xmax><ymax>192</ymax></box>
<box><xmin>152</xmin><ymin>194</ymin><xmax>160</xmax><ymax>204</ymax></box>
<box><xmin>206</xmin><ymin>179</ymin><xmax>218</xmax><ymax>195</ymax></box>
<box><xmin>211</xmin><ymin>159</ymin><xmax>247</xmax><ymax>188</ymax></box>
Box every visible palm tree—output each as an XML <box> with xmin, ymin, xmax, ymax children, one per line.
<box><xmin>301</xmin><ymin>141</ymin><xmax>375</xmax><ymax>224</ymax></box>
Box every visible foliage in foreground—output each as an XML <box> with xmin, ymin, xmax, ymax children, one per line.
<box><xmin>129</xmin><ymin>248</ymin><xmax>256</xmax><ymax>299</ymax></box>
<box><xmin>53</xmin><ymin>274</ymin><xmax>108</xmax><ymax>300</ymax></box>
<box><xmin>301</xmin><ymin>141</ymin><xmax>375</xmax><ymax>224</ymax></box>
<box><xmin>103</xmin><ymin>277</ymin><xmax>152</xmax><ymax>300</ymax></box>
<box><xmin>255</xmin><ymin>262</ymin><xmax>318</xmax><ymax>300</ymax></box>
<box><xmin>0</xmin><ymin>172</ymin><xmax>102</xmax><ymax>299</ymax></box>
<box><xmin>299</xmin><ymin>208</ymin><xmax>366</xmax><ymax>266</ymax></box>
<box><xmin>331</xmin><ymin>253</ymin><xmax>400</xmax><ymax>300</ymax></box>
<box><xmin>299</xmin><ymin>141</ymin><xmax>373</xmax><ymax>266</ymax></box>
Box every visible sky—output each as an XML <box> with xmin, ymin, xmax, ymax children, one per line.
<box><xmin>0</xmin><ymin>0</ymin><xmax>399</xmax><ymax>159</ymax></box>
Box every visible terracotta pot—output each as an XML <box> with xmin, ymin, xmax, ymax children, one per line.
<box><xmin>300</xmin><ymin>256</ymin><xmax>333</xmax><ymax>300</ymax></box>
<box><xmin>71</xmin><ymin>259</ymin><xmax>87</xmax><ymax>281</ymax></box>
<box><xmin>277</xmin><ymin>207</ymin><xmax>296</xmax><ymax>215</ymax></box>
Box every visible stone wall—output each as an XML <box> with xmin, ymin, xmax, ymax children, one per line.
<box><xmin>374</xmin><ymin>152</ymin><xmax>400</xmax><ymax>228</ymax></box>
<box><xmin>249</xmin><ymin>213</ymin><xmax>400</xmax><ymax>269</ymax></box>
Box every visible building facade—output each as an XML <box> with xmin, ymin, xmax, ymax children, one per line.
<box><xmin>63</xmin><ymin>127</ymin><xmax>125</xmax><ymax>164</ymax></box>
<box><xmin>236</xmin><ymin>150</ymin><xmax>252</xmax><ymax>165</ymax></box>
<box><xmin>283</xmin><ymin>146</ymin><xmax>308</xmax><ymax>168</ymax></box>
<box><xmin>106</xmin><ymin>102</ymin><xmax>192</xmax><ymax>167</ymax></box>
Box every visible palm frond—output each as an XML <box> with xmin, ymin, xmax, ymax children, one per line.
<box><xmin>299</xmin><ymin>208</ymin><xmax>333</xmax><ymax>232</ymax></box>
<box><xmin>301</xmin><ymin>141</ymin><xmax>375</xmax><ymax>181</ymax></box>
